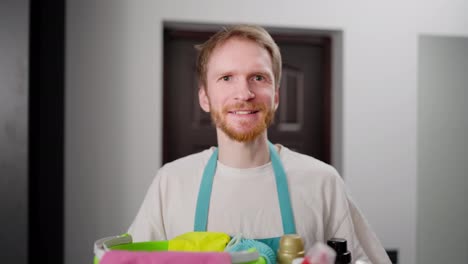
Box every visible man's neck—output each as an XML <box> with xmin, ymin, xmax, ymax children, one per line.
<box><xmin>216</xmin><ymin>131</ymin><xmax>270</xmax><ymax>169</ymax></box>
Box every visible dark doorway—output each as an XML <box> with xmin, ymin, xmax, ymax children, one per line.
<box><xmin>163</xmin><ymin>26</ymin><xmax>332</xmax><ymax>165</ymax></box>
<box><xmin>29</xmin><ymin>0</ymin><xmax>65</xmax><ymax>263</ymax></box>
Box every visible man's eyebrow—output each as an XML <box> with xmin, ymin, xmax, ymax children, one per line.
<box><xmin>210</xmin><ymin>69</ymin><xmax>273</xmax><ymax>78</ymax></box>
<box><xmin>212</xmin><ymin>71</ymin><xmax>235</xmax><ymax>78</ymax></box>
<box><xmin>251</xmin><ymin>70</ymin><xmax>272</xmax><ymax>76</ymax></box>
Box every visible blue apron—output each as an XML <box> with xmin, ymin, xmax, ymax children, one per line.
<box><xmin>194</xmin><ymin>141</ymin><xmax>296</xmax><ymax>253</ymax></box>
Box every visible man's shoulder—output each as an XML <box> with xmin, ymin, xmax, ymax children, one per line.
<box><xmin>160</xmin><ymin>147</ymin><xmax>214</xmax><ymax>173</ymax></box>
<box><xmin>280</xmin><ymin>145</ymin><xmax>340</xmax><ymax>179</ymax></box>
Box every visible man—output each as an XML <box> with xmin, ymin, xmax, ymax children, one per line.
<box><xmin>128</xmin><ymin>25</ymin><xmax>391</xmax><ymax>263</ymax></box>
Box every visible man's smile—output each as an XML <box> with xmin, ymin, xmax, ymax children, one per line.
<box><xmin>228</xmin><ymin>110</ymin><xmax>260</xmax><ymax>115</ymax></box>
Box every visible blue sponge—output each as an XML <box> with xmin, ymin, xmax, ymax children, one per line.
<box><xmin>225</xmin><ymin>235</ymin><xmax>276</xmax><ymax>264</ymax></box>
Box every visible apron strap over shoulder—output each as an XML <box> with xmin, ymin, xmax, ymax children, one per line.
<box><xmin>268</xmin><ymin>142</ymin><xmax>296</xmax><ymax>234</ymax></box>
<box><xmin>194</xmin><ymin>148</ymin><xmax>218</xmax><ymax>232</ymax></box>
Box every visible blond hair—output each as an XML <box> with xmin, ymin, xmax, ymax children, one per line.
<box><xmin>195</xmin><ymin>25</ymin><xmax>282</xmax><ymax>89</ymax></box>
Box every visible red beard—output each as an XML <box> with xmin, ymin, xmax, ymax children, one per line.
<box><xmin>210</xmin><ymin>101</ymin><xmax>275</xmax><ymax>142</ymax></box>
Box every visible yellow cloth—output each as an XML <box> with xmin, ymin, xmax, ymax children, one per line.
<box><xmin>168</xmin><ymin>232</ymin><xmax>231</xmax><ymax>252</ymax></box>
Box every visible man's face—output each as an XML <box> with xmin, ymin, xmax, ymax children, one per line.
<box><xmin>199</xmin><ymin>37</ymin><xmax>279</xmax><ymax>142</ymax></box>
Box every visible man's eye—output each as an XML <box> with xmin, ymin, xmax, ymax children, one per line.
<box><xmin>222</xmin><ymin>76</ymin><xmax>231</xmax><ymax>81</ymax></box>
<box><xmin>253</xmin><ymin>75</ymin><xmax>264</xmax><ymax>81</ymax></box>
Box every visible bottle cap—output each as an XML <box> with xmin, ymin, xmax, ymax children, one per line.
<box><xmin>277</xmin><ymin>234</ymin><xmax>305</xmax><ymax>264</ymax></box>
<box><xmin>327</xmin><ymin>238</ymin><xmax>351</xmax><ymax>264</ymax></box>
<box><xmin>279</xmin><ymin>234</ymin><xmax>305</xmax><ymax>254</ymax></box>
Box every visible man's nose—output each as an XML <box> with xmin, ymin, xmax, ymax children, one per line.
<box><xmin>234</xmin><ymin>79</ymin><xmax>255</xmax><ymax>101</ymax></box>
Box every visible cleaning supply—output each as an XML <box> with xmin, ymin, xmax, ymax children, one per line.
<box><xmin>242</xmin><ymin>248</ymin><xmax>267</xmax><ymax>264</ymax></box>
<box><xmin>277</xmin><ymin>234</ymin><xmax>305</xmax><ymax>264</ymax></box>
<box><xmin>225</xmin><ymin>234</ymin><xmax>275</xmax><ymax>264</ymax></box>
<box><xmin>94</xmin><ymin>232</ymin><xmax>260</xmax><ymax>264</ymax></box>
<box><xmin>168</xmin><ymin>231</ymin><xmax>230</xmax><ymax>252</ymax></box>
<box><xmin>326</xmin><ymin>238</ymin><xmax>351</xmax><ymax>264</ymax></box>
<box><xmin>100</xmin><ymin>250</ymin><xmax>232</xmax><ymax>264</ymax></box>
<box><xmin>292</xmin><ymin>241</ymin><xmax>336</xmax><ymax>264</ymax></box>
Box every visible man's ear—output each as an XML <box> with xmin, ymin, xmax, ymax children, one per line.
<box><xmin>198</xmin><ymin>86</ymin><xmax>210</xmax><ymax>112</ymax></box>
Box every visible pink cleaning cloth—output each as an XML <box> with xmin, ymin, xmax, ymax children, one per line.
<box><xmin>100</xmin><ymin>250</ymin><xmax>232</xmax><ymax>264</ymax></box>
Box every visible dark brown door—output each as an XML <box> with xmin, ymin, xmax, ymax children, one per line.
<box><xmin>163</xmin><ymin>29</ymin><xmax>331</xmax><ymax>165</ymax></box>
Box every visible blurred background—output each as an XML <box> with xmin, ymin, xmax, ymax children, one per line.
<box><xmin>1</xmin><ymin>0</ymin><xmax>467</xmax><ymax>263</ymax></box>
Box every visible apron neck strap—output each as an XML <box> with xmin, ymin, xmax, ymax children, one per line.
<box><xmin>194</xmin><ymin>147</ymin><xmax>218</xmax><ymax>232</ymax></box>
<box><xmin>194</xmin><ymin>142</ymin><xmax>296</xmax><ymax>234</ymax></box>
<box><xmin>268</xmin><ymin>142</ymin><xmax>296</xmax><ymax>234</ymax></box>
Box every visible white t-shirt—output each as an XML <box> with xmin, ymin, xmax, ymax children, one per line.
<box><xmin>128</xmin><ymin>145</ymin><xmax>391</xmax><ymax>264</ymax></box>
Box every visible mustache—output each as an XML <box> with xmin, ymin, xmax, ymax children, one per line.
<box><xmin>222</xmin><ymin>102</ymin><xmax>268</xmax><ymax>113</ymax></box>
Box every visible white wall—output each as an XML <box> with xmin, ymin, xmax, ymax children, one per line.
<box><xmin>0</xmin><ymin>0</ymin><xmax>29</xmax><ymax>263</ymax></box>
<box><xmin>418</xmin><ymin>35</ymin><xmax>468</xmax><ymax>263</ymax></box>
<box><xmin>66</xmin><ymin>1</ymin><xmax>468</xmax><ymax>264</ymax></box>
